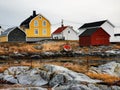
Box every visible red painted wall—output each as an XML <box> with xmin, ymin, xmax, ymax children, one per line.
<box><xmin>91</xmin><ymin>28</ymin><xmax>110</xmax><ymax>46</ymax></box>
<box><xmin>79</xmin><ymin>36</ymin><xmax>91</xmax><ymax>46</ymax></box>
<box><xmin>79</xmin><ymin>28</ymin><xmax>110</xmax><ymax>46</ymax></box>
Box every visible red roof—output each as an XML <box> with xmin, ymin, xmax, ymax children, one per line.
<box><xmin>52</xmin><ymin>26</ymin><xmax>68</xmax><ymax>34</ymax></box>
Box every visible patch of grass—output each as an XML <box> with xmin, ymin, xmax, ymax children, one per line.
<box><xmin>86</xmin><ymin>72</ymin><xmax>120</xmax><ymax>84</ymax></box>
<box><xmin>0</xmin><ymin>66</ymin><xmax>8</xmax><ymax>73</ymax></box>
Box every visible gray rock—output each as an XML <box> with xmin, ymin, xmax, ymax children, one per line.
<box><xmin>111</xmin><ymin>86</ymin><xmax>120</xmax><ymax>90</ymax></box>
<box><xmin>17</xmin><ymin>74</ymin><xmax>48</xmax><ymax>86</ymax></box>
<box><xmin>69</xmin><ymin>84</ymin><xmax>91</xmax><ymax>90</ymax></box>
<box><xmin>54</xmin><ymin>85</ymin><xmax>70</xmax><ymax>90</ymax></box>
<box><xmin>8</xmin><ymin>87</ymin><xmax>47</xmax><ymax>90</ymax></box>
<box><xmin>90</xmin><ymin>61</ymin><xmax>120</xmax><ymax>77</ymax></box>
<box><xmin>4</xmin><ymin>75</ymin><xmax>18</xmax><ymax>84</ymax></box>
<box><xmin>9</xmin><ymin>88</ymin><xmax>25</xmax><ymax>90</ymax></box>
<box><xmin>39</xmin><ymin>70</ymin><xmax>51</xmax><ymax>81</ymax></box>
<box><xmin>27</xmin><ymin>87</ymin><xmax>47</xmax><ymax>90</ymax></box>
<box><xmin>49</xmin><ymin>73</ymin><xmax>67</xmax><ymax>86</ymax></box>
<box><xmin>98</xmin><ymin>85</ymin><xmax>111</xmax><ymax>90</ymax></box>
<box><xmin>43</xmin><ymin>64</ymin><xmax>101</xmax><ymax>87</ymax></box>
<box><xmin>7</xmin><ymin>66</ymin><xmax>30</xmax><ymax>75</ymax></box>
<box><xmin>88</xmin><ymin>84</ymin><xmax>100</xmax><ymax>90</ymax></box>
<box><xmin>0</xmin><ymin>73</ymin><xmax>3</xmax><ymax>79</ymax></box>
<box><xmin>17</xmin><ymin>74</ymin><xmax>33</xmax><ymax>85</ymax></box>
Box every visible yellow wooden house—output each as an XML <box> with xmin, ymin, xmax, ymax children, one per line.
<box><xmin>20</xmin><ymin>11</ymin><xmax>51</xmax><ymax>42</ymax></box>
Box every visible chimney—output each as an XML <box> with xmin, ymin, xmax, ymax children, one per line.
<box><xmin>33</xmin><ymin>10</ymin><xmax>36</xmax><ymax>16</ymax></box>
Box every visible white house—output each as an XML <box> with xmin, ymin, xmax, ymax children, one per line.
<box><xmin>114</xmin><ymin>27</ymin><xmax>120</xmax><ymax>42</ymax></box>
<box><xmin>78</xmin><ymin>20</ymin><xmax>115</xmax><ymax>42</ymax></box>
<box><xmin>0</xmin><ymin>26</ymin><xmax>4</xmax><ymax>35</ymax></box>
<box><xmin>52</xmin><ymin>25</ymin><xmax>79</xmax><ymax>40</ymax></box>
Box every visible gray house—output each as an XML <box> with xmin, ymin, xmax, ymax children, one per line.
<box><xmin>0</xmin><ymin>27</ymin><xmax>26</xmax><ymax>42</ymax></box>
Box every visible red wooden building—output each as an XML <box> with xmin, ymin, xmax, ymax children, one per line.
<box><xmin>79</xmin><ymin>27</ymin><xmax>110</xmax><ymax>46</ymax></box>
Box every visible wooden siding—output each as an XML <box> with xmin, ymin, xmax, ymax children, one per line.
<box><xmin>91</xmin><ymin>28</ymin><xmax>110</xmax><ymax>45</ymax></box>
<box><xmin>79</xmin><ymin>28</ymin><xmax>110</xmax><ymax>46</ymax></box>
<box><xmin>0</xmin><ymin>36</ymin><xmax>7</xmax><ymax>42</ymax></box>
<box><xmin>25</xmin><ymin>15</ymin><xmax>51</xmax><ymax>38</ymax></box>
<box><xmin>8</xmin><ymin>28</ymin><xmax>26</xmax><ymax>42</ymax></box>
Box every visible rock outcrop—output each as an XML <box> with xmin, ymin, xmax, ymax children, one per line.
<box><xmin>90</xmin><ymin>61</ymin><xmax>120</xmax><ymax>76</ymax></box>
<box><xmin>0</xmin><ymin>62</ymin><xmax>120</xmax><ymax>90</ymax></box>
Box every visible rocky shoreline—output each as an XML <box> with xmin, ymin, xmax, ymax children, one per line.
<box><xmin>0</xmin><ymin>62</ymin><xmax>120</xmax><ymax>90</ymax></box>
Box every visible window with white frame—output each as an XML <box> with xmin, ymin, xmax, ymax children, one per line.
<box><xmin>42</xmin><ymin>20</ymin><xmax>46</xmax><ymax>26</ymax></box>
<box><xmin>34</xmin><ymin>29</ymin><xmax>39</xmax><ymax>35</ymax></box>
<box><xmin>42</xmin><ymin>29</ymin><xmax>47</xmax><ymax>35</ymax></box>
<box><xmin>34</xmin><ymin>20</ymin><xmax>38</xmax><ymax>26</ymax></box>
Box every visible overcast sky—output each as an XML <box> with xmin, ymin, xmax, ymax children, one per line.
<box><xmin>0</xmin><ymin>0</ymin><xmax>120</xmax><ymax>32</ymax></box>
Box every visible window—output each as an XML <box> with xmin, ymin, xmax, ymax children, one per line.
<box><xmin>43</xmin><ymin>20</ymin><xmax>46</xmax><ymax>26</ymax></box>
<box><xmin>34</xmin><ymin>20</ymin><xmax>38</xmax><ymax>26</ymax></box>
<box><xmin>42</xmin><ymin>29</ymin><xmax>47</xmax><ymax>35</ymax></box>
<box><xmin>39</xmin><ymin>16</ymin><xmax>42</xmax><ymax>19</ymax></box>
<box><xmin>68</xmin><ymin>31</ymin><xmax>70</xmax><ymax>33</ymax></box>
<box><xmin>34</xmin><ymin>29</ymin><xmax>38</xmax><ymax>35</ymax></box>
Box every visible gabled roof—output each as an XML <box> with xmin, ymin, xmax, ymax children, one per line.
<box><xmin>78</xmin><ymin>20</ymin><xmax>114</xmax><ymax>29</ymax></box>
<box><xmin>20</xmin><ymin>11</ymin><xmax>51</xmax><ymax>29</ymax></box>
<box><xmin>1</xmin><ymin>27</ymin><xmax>21</xmax><ymax>36</ymax></box>
<box><xmin>52</xmin><ymin>26</ymin><xmax>68</xmax><ymax>34</ymax></box>
<box><xmin>79</xmin><ymin>27</ymin><xmax>98</xmax><ymax>36</ymax></box>
<box><xmin>20</xmin><ymin>15</ymin><xmax>37</xmax><ymax>29</ymax></box>
<box><xmin>79</xmin><ymin>27</ymin><xmax>110</xmax><ymax>37</ymax></box>
<box><xmin>79</xmin><ymin>20</ymin><xmax>106</xmax><ymax>29</ymax></box>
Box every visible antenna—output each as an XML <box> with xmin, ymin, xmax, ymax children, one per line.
<box><xmin>61</xmin><ymin>19</ymin><xmax>64</xmax><ymax>27</ymax></box>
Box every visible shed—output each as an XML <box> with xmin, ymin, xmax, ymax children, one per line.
<box><xmin>52</xmin><ymin>26</ymin><xmax>79</xmax><ymax>40</ymax></box>
<box><xmin>0</xmin><ymin>27</ymin><xmax>26</xmax><ymax>42</ymax></box>
<box><xmin>78</xmin><ymin>20</ymin><xmax>114</xmax><ymax>42</ymax></box>
<box><xmin>79</xmin><ymin>27</ymin><xmax>110</xmax><ymax>46</ymax></box>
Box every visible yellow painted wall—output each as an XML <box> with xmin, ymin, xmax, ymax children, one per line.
<box><xmin>25</xmin><ymin>15</ymin><xmax>51</xmax><ymax>38</ymax></box>
<box><xmin>0</xmin><ymin>36</ymin><xmax>7</xmax><ymax>42</ymax></box>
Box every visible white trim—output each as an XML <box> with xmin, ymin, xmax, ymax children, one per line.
<box><xmin>42</xmin><ymin>20</ymin><xmax>46</xmax><ymax>26</ymax></box>
<box><xmin>34</xmin><ymin>28</ymin><xmax>39</xmax><ymax>35</ymax></box>
<box><xmin>34</xmin><ymin>20</ymin><xmax>38</xmax><ymax>26</ymax></box>
<box><xmin>42</xmin><ymin>28</ymin><xmax>47</xmax><ymax>35</ymax></box>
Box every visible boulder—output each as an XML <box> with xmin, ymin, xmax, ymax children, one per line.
<box><xmin>90</xmin><ymin>61</ymin><xmax>120</xmax><ymax>76</ymax></box>
<box><xmin>8</xmin><ymin>87</ymin><xmax>47</xmax><ymax>90</ymax></box>
<box><xmin>16</xmin><ymin>69</ymin><xmax>48</xmax><ymax>86</ymax></box>
<box><xmin>44</xmin><ymin>64</ymin><xmax>101</xmax><ymax>86</ymax></box>
<box><xmin>3</xmin><ymin>66</ymin><xmax>48</xmax><ymax>86</ymax></box>
<box><xmin>0</xmin><ymin>73</ymin><xmax>3</xmax><ymax>79</ymax></box>
<box><xmin>3</xmin><ymin>75</ymin><xmax>18</xmax><ymax>84</ymax></box>
<box><xmin>69</xmin><ymin>84</ymin><xmax>91</xmax><ymax>90</ymax></box>
<box><xmin>6</xmin><ymin>66</ymin><xmax>30</xmax><ymax>75</ymax></box>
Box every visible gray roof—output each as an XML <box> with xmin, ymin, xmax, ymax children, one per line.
<box><xmin>1</xmin><ymin>27</ymin><xmax>17</xmax><ymax>36</ymax></box>
<box><xmin>78</xmin><ymin>20</ymin><xmax>114</xmax><ymax>29</ymax></box>
<box><xmin>79</xmin><ymin>27</ymin><xmax>100</xmax><ymax>37</ymax></box>
<box><xmin>79</xmin><ymin>20</ymin><xmax>107</xmax><ymax>29</ymax></box>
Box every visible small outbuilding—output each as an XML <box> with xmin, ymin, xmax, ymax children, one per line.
<box><xmin>52</xmin><ymin>25</ymin><xmax>79</xmax><ymax>40</ymax></box>
<box><xmin>0</xmin><ymin>27</ymin><xmax>26</xmax><ymax>42</ymax></box>
<box><xmin>79</xmin><ymin>27</ymin><xmax>110</xmax><ymax>46</ymax></box>
<box><xmin>78</xmin><ymin>20</ymin><xmax>114</xmax><ymax>42</ymax></box>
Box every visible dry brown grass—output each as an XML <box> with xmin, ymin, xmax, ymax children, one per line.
<box><xmin>86</xmin><ymin>72</ymin><xmax>120</xmax><ymax>83</ymax></box>
<box><xmin>42</xmin><ymin>41</ymin><xmax>79</xmax><ymax>52</ymax></box>
<box><xmin>0</xmin><ymin>66</ymin><xmax>8</xmax><ymax>73</ymax></box>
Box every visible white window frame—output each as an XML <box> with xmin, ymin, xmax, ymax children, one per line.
<box><xmin>34</xmin><ymin>29</ymin><xmax>39</xmax><ymax>35</ymax></box>
<box><xmin>42</xmin><ymin>29</ymin><xmax>47</xmax><ymax>35</ymax></box>
<box><xmin>42</xmin><ymin>20</ymin><xmax>46</xmax><ymax>26</ymax></box>
<box><xmin>34</xmin><ymin>20</ymin><xmax>38</xmax><ymax>26</ymax></box>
